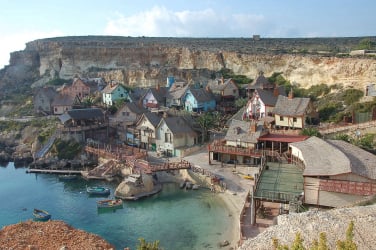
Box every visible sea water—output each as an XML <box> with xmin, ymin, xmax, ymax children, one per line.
<box><xmin>0</xmin><ymin>162</ymin><xmax>234</xmax><ymax>250</ymax></box>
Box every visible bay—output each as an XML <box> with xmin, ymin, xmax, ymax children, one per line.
<box><xmin>0</xmin><ymin>162</ymin><xmax>233</xmax><ymax>250</ymax></box>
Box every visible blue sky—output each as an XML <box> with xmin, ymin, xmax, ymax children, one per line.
<box><xmin>1</xmin><ymin>0</ymin><xmax>375</xmax><ymax>68</ymax></box>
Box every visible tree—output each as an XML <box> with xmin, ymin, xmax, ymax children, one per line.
<box><xmin>291</xmin><ymin>232</ymin><xmax>305</xmax><ymax>250</ymax></box>
<box><xmin>336</xmin><ymin>221</ymin><xmax>357</xmax><ymax>250</ymax></box>
<box><xmin>235</xmin><ymin>97</ymin><xmax>248</xmax><ymax>109</ymax></box>
<box><xmin>300</xmin><ymin>128</ymin><xmax>321</xmax><ymax>137</ymax></box>
<box><xmin>196</xmin><ymin>112</ymin><xmax>215</xmax><ymax>142</ymax></box>
<box><xmin>356</xmin><ymin>38</ymin><xmax>376</xmax><ymax>50</ymax></box>
<box><xmin>136</xmin><ymin>238</ymin><xmax>160</xmax><ymax>250</ymax></box>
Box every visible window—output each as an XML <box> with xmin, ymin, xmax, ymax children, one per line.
<box><xmin>165</xmin><ymin>133</ymin><xmax>172</xmax><ymax>142</ymax></box>
<box><xmin>280</xmin><ymin>116</ymin><xmax>284</xmax><ymax>121</ymax></box>
<box><xmin>293</xmin><ymin>117</ymin><xmax>297</xmax><ymax>122</ymax></box>
<box><xmin>233</xmin><ymin>89</ymin><xmax>236</xmax><ymax>94</ymax></box>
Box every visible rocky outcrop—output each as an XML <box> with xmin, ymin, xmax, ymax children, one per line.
<box><xmin>0</xmin><ymin>220</ymin><xmax>114</xmax><ymax>249</ymax></box>
<box><xmin>1</xmin><ymin>36</ymin><xmax>376</xmax><ymax>93</ymax></box>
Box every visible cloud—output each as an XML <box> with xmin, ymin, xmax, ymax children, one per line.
<box><xmin>104</xmin><ymin>6</ymin><xmax>267</xmax><ymax>37</ymax></box>
<box><xmin>0</xmin><ymin>30</ymin><xmax>63</xmax><ymax>69</ymax></box>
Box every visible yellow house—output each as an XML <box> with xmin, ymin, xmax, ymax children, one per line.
<box><xmin>273</xmin><ymin>91</ymin><xmax>316</xmax><ymax>129</ymax></box>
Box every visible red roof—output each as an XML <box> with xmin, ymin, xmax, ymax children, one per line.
<box><xmin>258</xmin><ymin>133</ymin><xmax>309</xmax><ymax>143</ymax></box>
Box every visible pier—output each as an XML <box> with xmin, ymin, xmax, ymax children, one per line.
<box><xmin>26</xmin><ymin>169</ymin><xmax>82</xmax><ymax>175</ymax></box>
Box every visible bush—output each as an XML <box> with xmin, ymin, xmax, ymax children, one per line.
<box><xmin>52</xmin><ymin>139</ymin><xmax>82</xmax><ymax>160</ymax></box>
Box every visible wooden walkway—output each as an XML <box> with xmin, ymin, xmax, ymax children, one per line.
<box><xmin>26</xmin><ymin>169</ymin><xmax>82</xmax><ymax>174</ymax></box>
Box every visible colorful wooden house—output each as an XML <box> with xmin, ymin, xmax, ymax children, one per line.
<box><xmin>141</xmin><ymin>85</ymin><xmax>168</xmax><ymax>109</ymax></box>
<box><xmin>102</xmin><ymin>83</ymin><xmax>129</xmax><ymax>106</ymax></box>
<box><xmin>184</xmin><ymin>87</ymin><xmax>216</xmax><ymax>112</ymax></box>
<box><xmin>244</xmin><ymin>86</ymin><xmax>286</xmax><ymax>120</ymax></box>
<box><xmin>273</xmin><ymin>90</ymin><xmax>316</xmax><ymax>129</ymax></box>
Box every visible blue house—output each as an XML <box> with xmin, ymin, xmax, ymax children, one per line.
<box><xmin>184</xmin><ymin>87</ymin><xmax>216</xmax><ymax>112</ymax></box>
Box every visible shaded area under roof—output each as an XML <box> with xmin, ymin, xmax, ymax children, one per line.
<box><xmin>254</xmin><ymin>162</ymin><xmax>304</xmax><ymax>202</ymax></box>
<box><xmin>59</xmin><ymin>108</ymin><xmax>104</xmax><ymax>123</ymax></box>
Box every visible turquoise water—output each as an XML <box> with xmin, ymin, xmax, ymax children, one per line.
<box><xmin>0</xmin><ymin>163</ymin><xmax>234</xmax><ymax>249</ymax></box>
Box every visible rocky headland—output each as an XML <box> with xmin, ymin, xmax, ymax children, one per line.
<box><xmin>0</xmin><ymin>220</ymin><xmax>114</xmax><ymax>250</ymax></box>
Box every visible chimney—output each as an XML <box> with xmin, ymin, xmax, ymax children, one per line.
<box><xmin>221</xmin><ymin>76</ymin><xmax>224</xmax><ymax>84</ymax></box>
<box><xmin>288</xmin><ymin>89</ymin><xmax>294</xmax><ymax>99</ymax></box>
<box><xmin>156</xmin><ymin>83</ymin><xmax>160</xmax><ymax>91</ymax></box>
<box><xmin>273</xmin><ymin>87</ymin><xmax>279</xmax><ymax>97</ymax></box>
<box><xmin>250</xmin><ymin>120</ymin><xmax>257</xmax><ymax>133</ymax></box>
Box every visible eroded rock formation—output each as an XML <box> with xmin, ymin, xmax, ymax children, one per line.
<box><xmin>1</xmin><ymin>36</ymin><xmax>376</xmax><ymax>92</ymax></box>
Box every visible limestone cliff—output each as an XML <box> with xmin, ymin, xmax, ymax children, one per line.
<box><xmin>1</xmin><ymin>36</ymin><xmax>375</xmax><ymax>92</ymax></box>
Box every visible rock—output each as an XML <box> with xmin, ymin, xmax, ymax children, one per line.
<box><xmin>219</xmin><ymin>240</ymin><xmax>230</xmax><ymax>247</ymax></box>
<box><xmin>0</xmin><ymin>220</ymin><xmax>114</xmax><ymax>249</ymax></box>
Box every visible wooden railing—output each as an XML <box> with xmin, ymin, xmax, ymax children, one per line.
<box><xmin>208</xmin><ymin>142</ymin><xmax>263</xmax><ymax>158</ymax></box>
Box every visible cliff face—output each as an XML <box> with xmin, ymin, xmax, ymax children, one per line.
<box><xmin>1</xmin><ymin>36</ymin><xmax>375</xmax><ymax>91</ymax></box>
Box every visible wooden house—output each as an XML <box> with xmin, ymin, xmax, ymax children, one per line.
<box><xmin>58</xmin><ymin>108</ymin><xmax>107</xmax><ymax>142</ymax></box>
<box><xmin>208</xmin><ymin>119</ymin><xmax>268</xmax><ymax>165</ymax></box>
<box><xmin>52</xmin><ymin>94</ymin><xmax>78</xmax><ymax>115</ymax></box>
<box><xmin>246</xmin><ymin>71</ymin><xmax>275</xmax><ymax>97</ymax></box>
<box><xmin>111</xmin><ymin>102</ymin><xmax>146</xmax><ymax>146</ymax></box>
<box><xmin>136</xmin><ymin>112</ymin><xmax>162</xmax><ymax>150</ymax></box>
<box><xmin>289</xmin><ymin>136</ymin><xmax>376</xmax><ymax>208</ymax></box>
<box><xmin>102</xmin><ymin>83</ymin><xmax>129</xmax><ymax>106</ymax></box>
<box><xmin>155</xmin><ymin>115</ymin><xmax>197</xmax><ymax>157</ymax></box>
<box><xmin>33</xmin><ymin>86</ymin><xmax>57</xmax><ymax>115</ymax></box>
<box><xmin>165</xmin><ymin>82</ymin><xmax>189</xmax><ymax>109</ymax></box>
<box><xmin>184</xmin><ymin>86</ymin><xmax>216</xmax><ymax>112</ymax></box>
<box><xmin>207</xmin><ymin>78</ymin><xmax>239</xmax><ymax>113</ymax></box>
<box><xmin>273</xmin><ymin>91</ymin><xmax>316</xmax><ymax>129</ymax></box>
<box><xmin>141</xmin><ymin>85</ymin><xmax>168</xmax><ymax>110</ymax></box>
<box><xmin>244</xmin><ymin>87</ymin><xmax>286</xmax><ymax>120</ymax></box>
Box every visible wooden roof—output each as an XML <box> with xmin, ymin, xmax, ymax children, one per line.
<box><xmin>290</xmin><ymin>136</ymin><xmax>376</xmax><ymax>179</ymax></box>
<box><xmin>273</xmin><ymin>95</ymin><xmax>311</xmax><ymax>116</ymax></box>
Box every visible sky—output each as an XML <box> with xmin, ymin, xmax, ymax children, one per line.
<box><xmin>1</xmin><ymin>0</ymin><xmax>375</xmax><ymax>68</ymax></box>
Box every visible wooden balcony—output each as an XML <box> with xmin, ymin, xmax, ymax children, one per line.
<box><xmin>208</xmin><ymin>141</ymin><xmax>262</xmax><ymax>158</ymax></box>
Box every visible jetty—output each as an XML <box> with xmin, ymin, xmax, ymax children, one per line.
<box><xmin>26</xmin><ymin>169</ymin><xmax>82</xmax><ymax>175</ymax></box>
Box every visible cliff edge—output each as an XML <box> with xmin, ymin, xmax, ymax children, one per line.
<box><xmin>1</xmin><ymin>36</ymin><xmax>376</xmax><ymax>94</ymax></box>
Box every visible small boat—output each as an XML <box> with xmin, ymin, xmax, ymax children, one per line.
<box><xmin>97</xmin><ymin>199</ymin><xmax>123</xmax><ymax>209</ymax></box>
<box><xmin>192</xmin><ymin>184</ymin><xmax>200</xmax><ymax>190</ymax></box>
<box><xmin>33</xmin><ymin>209</ymin><xmax>51</xmax><ymax>221</ymax></box>
<box><xmin>86</xmin><ymin>186</ymin><xmax>110</xmax><ymax>196</ymax></box>
<box><xmin>58</xmin><ymin>174</ymin><xmax>78</xmax><ymax>181</ymax></box>
<box><xmin>243</xmin><ymin>175</ymin><xmax>254</xmax><ymax>180</ymax></box>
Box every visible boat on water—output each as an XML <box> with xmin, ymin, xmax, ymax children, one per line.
<box><xmin>33</xmin><ymin>209</ymin><xmax>51</xmax><ymax>221</ymax></box>
<box><xmin>58</xmin><ymin>174</ymin><xmax>78</xmax><ymax>181</ymax></box>
<box><xmin>86</xmin><ymin>186</ymin><xmax>111</xmax><ymax>196</ymax></box>
<box><xmin>97</xmin><ymin>199</ymin><xmax>123</xmax><ymax>209</ymax></box>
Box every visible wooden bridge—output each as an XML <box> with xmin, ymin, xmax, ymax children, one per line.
<box><xmin>84</xmin><ymin>144</ymin><xmax>192</xmax><ymax>176</ymax></box>
<box><xmin>132</xmin><ymin>159</ymin><xmax>192</xmax><ymax>174</ymax></box>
